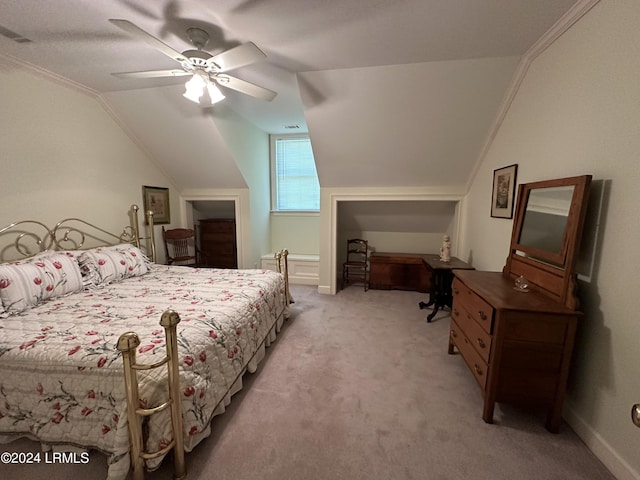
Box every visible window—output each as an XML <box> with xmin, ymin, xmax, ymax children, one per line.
<box><xmin>270</xmin><ymin>134</ymin><xmax>320</xmax><ymax>211</ymax></box>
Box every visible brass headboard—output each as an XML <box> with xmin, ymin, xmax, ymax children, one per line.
<box><xmin>0</xmin><ymin>205</ymin><xmax>156</xmax><ymax>263</ymax></box>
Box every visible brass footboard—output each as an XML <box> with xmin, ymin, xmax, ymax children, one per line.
<box><xmin>275</xmin><ymin>248</ymin><xmax>294</xmax><ymax>304</ymax></box>
<box><xmin>117</xmin><ymin>252</ymin><xmax>291</xmax><ymax>480</ymax></box>
<box><xmin>117</xmin><ymin>310</ymin><xmax>186</xmax><ymax>480</ymax></box>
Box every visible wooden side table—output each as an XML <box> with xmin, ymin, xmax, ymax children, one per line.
<box><xmin>419</xmin><ymin>254</ymin><xmax>474</xmax><ymax>322</ymax></box>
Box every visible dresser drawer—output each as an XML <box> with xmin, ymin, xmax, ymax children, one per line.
<box><xmin>200</xmin><ymin>220</ymin><xmax>235</xmax><ymax>233</ymax></box>
<box><xmin>451</xmin><ymin>301</ymin><xmax>492</xmax><ymax>364</ymax></box>
<box><xmin>452</xmin><ymin>278</ymin><xmax>494</xmax><ymax>334</ymax></box>
<box><xmin>202</xmin><ymin>232</ymin><xmax>235</xmax><ymax>242</ymax></box>
<box><xmin>201</xmin><ymin>236</ymin><xmax>236</xmax><ymax>252</ymax></box>
<box><xmin>450</xmin><ymin>319</ymin><xmax>488</xmax><ymax>390</ymax></box>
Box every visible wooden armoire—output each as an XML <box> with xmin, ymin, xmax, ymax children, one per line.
<box><xmin>198</xmin><ymin>218</ymin><xmax>237</xmax><ymax>268</ymax></box>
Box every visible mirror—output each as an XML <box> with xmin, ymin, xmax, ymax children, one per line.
<box><xmin>518</xmin><ymin>185</ymin><xmax>574</xmax><ymax>262</ymax></box>
<box><xmin>505</xmin><ymin>175</ymin><xmax>591</xmax><ymax>309</ymax></box>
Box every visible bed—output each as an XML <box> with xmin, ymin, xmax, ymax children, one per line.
<box><xmin>0</xmin><ymin>206</ymin><xmax>290</xmax><ymax>480</ymax></box>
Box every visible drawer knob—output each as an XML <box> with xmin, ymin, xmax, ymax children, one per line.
<box><xmin>474</xmin><ymin>364</ymin><xmax>483</xmax><ymax>375</ymax></box>
<box><xmin>633</xmin><ymin>404</ymin><xmax>640</xmax><ymax>428</ymax></box>
<box><xmin>451</xmin><ymin>330</ymin><xmax>458</xmax><ymax>338</ymax></box>
<box><xmin>476</xmin><ymin>338</ymin><xmax>486</xmax><ymax>349</ymax></box>
<box><xmin>453</xmin><ymin>308</ymin><xmax>459</xmax><ymax>317</ymax></box>
<box><xmin>478</xmin><ymin>310</ymin><xmax>487</xmax><ymax>321</ymax></box>
<box><xmin>453</xmin><ymin>288</ymin><xmax>459</xmax><ymax>295</ymax></box>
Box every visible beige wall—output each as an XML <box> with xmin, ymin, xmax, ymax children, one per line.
<box><xmin>460</xmin><ymin>1</ymin><xmax>640</xmax><ymax>478</ymax></box>
<box><xmin>212</xmin><ymin>107</ymin><xmax>271</xmax><ymax>267</ymax></box>
<box><xmin>0</xmin><ymin>56</ymin><xmax>176</xmax><ymax>262</ymax></box>
<box><xmin>339</xmin><ymin>231</ymin><xmax>446</xmax><ymax>256</ymax></box>
<box><xmin>270</xmin><ymin>213</ymin><xmax>320</xmax><ymax>255</ymax></box>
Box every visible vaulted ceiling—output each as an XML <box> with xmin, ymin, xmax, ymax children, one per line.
<box><xmin>0</xmin><ymin>0</ymin><xmax>578</xmax><ymax>190</ymax></box>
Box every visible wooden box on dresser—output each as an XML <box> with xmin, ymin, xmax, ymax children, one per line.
<box><xmin>198</xmin><ymin>218</ymin><xmax>237</xmax><ymax>268</ymax></box>
<box><xmin>448</xmin><ymin>269</ymin><xmax>580</xmax><ymax>433</ymax></box>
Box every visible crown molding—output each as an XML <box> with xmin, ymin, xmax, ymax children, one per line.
<box><xmin>0</xmin><ymin>51</ymin><xmax>99</xmax><ymax>98</ymax></box>
<box><xmin>527</xmin><ymin>0</ymin><xmax>601</xmax><ymax>59</ymax></box>
<box><xmin>466</xmin><ymin>0</ymin><xmax>601</xmax><ymax>192</ymax></box>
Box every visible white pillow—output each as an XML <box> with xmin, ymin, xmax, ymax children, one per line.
<box><xmin>78</xmin><ymin>244</ymin><xmax>150</xmax><ymax>287</ymax></box>
<box><xmin>0</xmin><ymin>252</ymin><xmax>84</xmax><ymax>316</ymax></box>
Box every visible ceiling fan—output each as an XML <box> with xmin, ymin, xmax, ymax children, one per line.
<box><xmin>109</xmin><ymin>19</ymin><xmax>277</xmax><ymax>105</ymax></box>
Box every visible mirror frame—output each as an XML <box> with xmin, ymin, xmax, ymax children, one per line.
<box><xmin>504</xmin><ymin>175</ymin><xmax>591</xmax><ymax>309</ymax></box>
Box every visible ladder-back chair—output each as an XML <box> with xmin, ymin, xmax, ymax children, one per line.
<box><xmin>162</xmin><ymin>227</ymin><xmax>200</xmax><ymax>267</ymax></box>
<box><xmin>342</xmin><ymin>238</ymin><xmax>369</xmax><ymax>291</ymax></box>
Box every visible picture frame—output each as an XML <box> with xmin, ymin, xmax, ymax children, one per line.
<box><xmin>142</xmin><ymin>186</ymin><xmax>170</xmax><ymax>225</ymax></box>
<box><xmin>491</xmin><ymin>164</ymin><xmax>518</xmax><ymax>219</ymax></box>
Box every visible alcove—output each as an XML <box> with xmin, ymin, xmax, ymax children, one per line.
<box><xmin>336</xmin><ymin>199</ymin><xmax>459</xmax><ymax>283</ymax></box>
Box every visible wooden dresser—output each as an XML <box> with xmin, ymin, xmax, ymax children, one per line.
<box><xmin>448</xmin><ymin>174</ymin><xmax>591</xmax><ymax>433</ymax></box>
<box><xmin>449</xmin><ymin>269</ymin><xmax>580</xmax><ymax>432</ymax></box>
<box><xmin>198</xmin><ymin>219</ymin><xmax>237</xmax><ymax>268</ymax></box>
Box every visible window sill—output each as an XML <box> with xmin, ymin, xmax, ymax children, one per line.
<box><xmin>270</xmin><ymin>211</ymin><xmax>320</xmax><ymax>216</ymax></box>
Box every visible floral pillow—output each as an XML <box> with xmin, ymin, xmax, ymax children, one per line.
<box><xmin>78</xmin><ymin>244</ymin><xmax>150</xmax><ymax>287</ymax></box>
<box><xmin>0</xmin><ymin>252</ymin><xmax>84</xmax><ymax>316</ymax></box>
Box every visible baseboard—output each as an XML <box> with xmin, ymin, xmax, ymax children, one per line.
<box><xmin>261</xmin><ymin>253</ymin><xmax>319</xmax><ymax>286</ymax></box>
<box><xmin>564</xmin><ymin>402</ymin><xmax>640</xmax><ymax>480</ymax></box>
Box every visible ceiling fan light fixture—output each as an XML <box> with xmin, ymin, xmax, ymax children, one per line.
<box><xmin>183</xmin><ymin>72</ymin><xmax>208</xmax><ymax>103</ymax></box>
<box><xmin>206</xmin><ymin>82</ymin><xmax>225</xmax><ymax>105</ymax></box>
<box><xmin>183</xmin><ymin>70</ymin><xmax>225</xmax><ymax>105</ymax></box>
<box><xmin>183</xmin><ymin>87</ymin><xmax>202</xmax><ymax>103</ymax></box>
<box><xmin>109</xmin><ymin>20</ymin><xmax>276</xmax><ymax>103</ymax></box>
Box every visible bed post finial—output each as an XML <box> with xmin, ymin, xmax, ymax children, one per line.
<box><xmin>160</xmin><ymin>309</ymin><xmax>181</xmax><ymax>327</ymax></box>
<box><xmin>116</xmin><ymin>331</ymin><xmax>140</xmax><ymax>352</ymax></box>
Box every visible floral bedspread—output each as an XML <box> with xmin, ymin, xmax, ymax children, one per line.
<box><xmin>0</xmin><ymin>265</ymin><xmax>287</xmax><ymax>479</ymax></box>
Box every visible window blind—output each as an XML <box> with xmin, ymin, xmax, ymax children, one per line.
<box><xmin>273</xmin><ymin>136</ymin><xmax>320</xmax><ymax>211</ymax></box>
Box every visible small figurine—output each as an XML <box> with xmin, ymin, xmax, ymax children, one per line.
<box><xmin>440</xmin><ymin>234</ymin><xmax>451</xmax><ymax>263</ymax></box>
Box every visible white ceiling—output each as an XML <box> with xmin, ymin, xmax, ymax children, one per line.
<box><xmin>0</xmin><ymin>0</ymin><xmax>578</xmax><ymax>190</ymax></box>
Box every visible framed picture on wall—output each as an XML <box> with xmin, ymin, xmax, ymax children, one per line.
<box><xmin>142</xmin><ymin>186</ymin><xmax>170</xmax><ymax>224</ymax></box>
<box><xmin>491</xmin><ymin>164</ymin><xmax>518</xmax><ymax>219</ymax></box>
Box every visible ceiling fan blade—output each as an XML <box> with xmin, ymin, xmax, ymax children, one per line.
<box><xmin>207</xmin><ymin>42</ymin><xmax>266</xmax><ymax>72</ymax></box>
<box><xmin>214</xmin><ymin>74</ymin><xmax>277</xmax><ymax>101</ymax></box>
<box><xmin>112</xmin><ymin>69</ymin><xmax>191</xmax><ymax>79</ymax></box>
<box><xmin>109</xmin><ymin>19</ymin><xmax>187</xmax><ymax>63</ymax></box>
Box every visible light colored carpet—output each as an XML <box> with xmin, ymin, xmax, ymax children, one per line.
<box><xmin>0</xmin><ymin>285</ymin><xmax>615</xmax><ymax>480</ymax></box>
